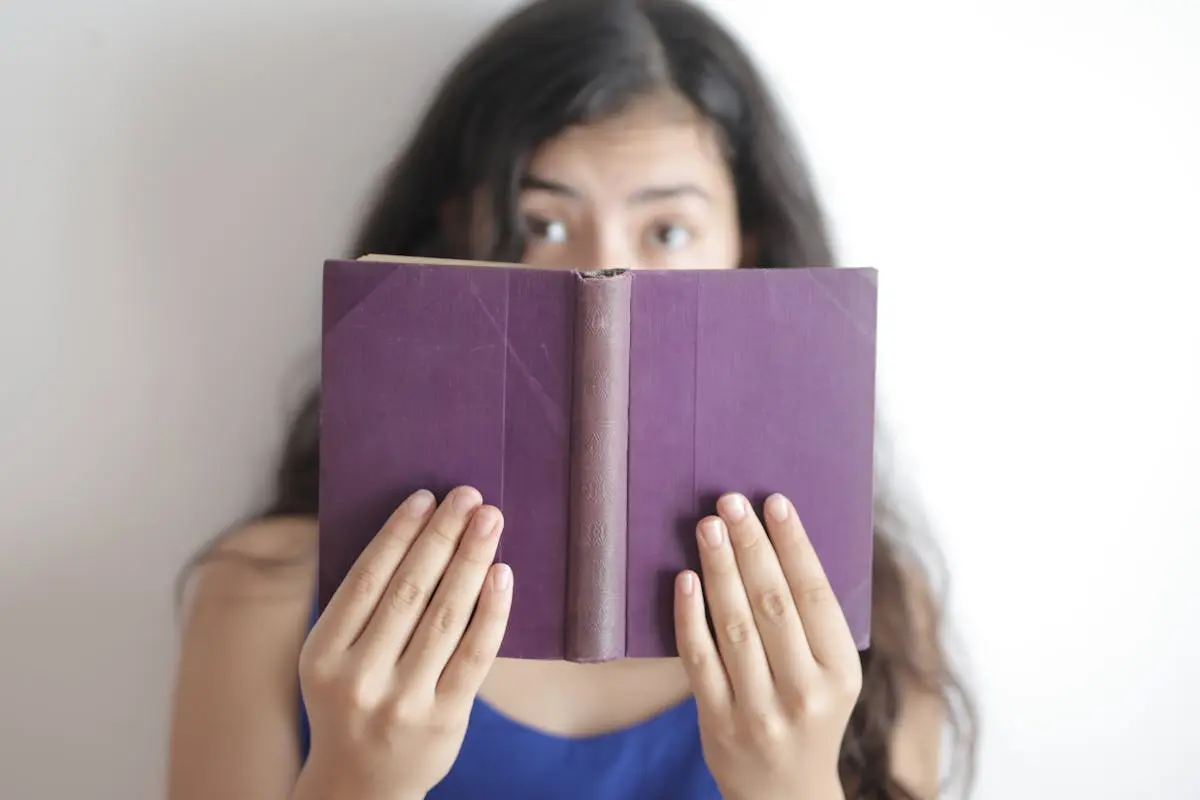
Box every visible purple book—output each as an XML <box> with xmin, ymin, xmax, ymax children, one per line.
<box><xmin>319</xmin><ymin>256</ymin><xmax>878</xmax><ymax>662</ymax></box>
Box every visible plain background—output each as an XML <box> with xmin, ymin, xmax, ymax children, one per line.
<box><xmin>2</xmin><ymin>0</ymin><xmax>1198</xmax><ymax>797</ymax></box>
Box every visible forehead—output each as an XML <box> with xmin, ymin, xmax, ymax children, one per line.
<box><xmin>527</xmin><ymin>94</ymin><xmax>732</xmax><ymax>193</ymax></box>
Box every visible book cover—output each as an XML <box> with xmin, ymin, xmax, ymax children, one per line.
<box><xmin>319</xmin><ymin>256</ymin><xmax>878</xmax><ymax>662</ymax></box>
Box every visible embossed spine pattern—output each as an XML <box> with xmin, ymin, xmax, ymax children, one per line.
<box><xmin>566</xmin><ymin>270</ymin><xmax>632</xmax><ymax>662</ymax></box>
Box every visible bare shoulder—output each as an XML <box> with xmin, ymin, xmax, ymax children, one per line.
<box><xmin>206</xmin><ymin>514</ymin><xmax>318</xmax><ymax>567</ymax></box>
<box><xmin>185</xmin><ymin>515</ymin><xmax>319</xmax><ymax>606</ymax></box>
<box><xmin>888</xmin><ymin>560</ymin><xmax>954</xmax><ymax>799</ymax></box>
<box><xmin>169</xmin><ymin>515</ymin><xmax>318</xmax><ymax>800</ymax></box>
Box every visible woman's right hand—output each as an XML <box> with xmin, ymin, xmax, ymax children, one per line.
<box><xmin>292</xmin><ymin>486</ymin><xmax>511</xmax><ymax>800</ymax></box>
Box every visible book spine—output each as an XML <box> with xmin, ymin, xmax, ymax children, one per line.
<box><xmin>566</xmin><ymin>270</ymin><xmax>632</xmax><ymax>662</ymax></box>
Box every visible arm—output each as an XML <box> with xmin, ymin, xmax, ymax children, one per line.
<box><xmin>889</xmin><ymin>688</ymin><xmax>944</xmax><ymax>799</ymax></box>
<box><xmin>167</xmin><ymin>517</ymin><xmax>318</xmax><ymax>800</ymax></box>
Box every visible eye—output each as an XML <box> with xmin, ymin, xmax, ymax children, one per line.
<box><xmin>650</xmin><ymin>223</ymin><xmax>693</xmax><ymax>251</ymax></box>
<box><xmin>524</xmin><ymin>215</ymin><xmax>568</xmax><ymax>244</ymax></box>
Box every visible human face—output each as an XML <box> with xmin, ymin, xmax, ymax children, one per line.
<box><xmin>515</xmin><ymin>93</ymin><xmax>745</xmax><ymax>272</ymax></box>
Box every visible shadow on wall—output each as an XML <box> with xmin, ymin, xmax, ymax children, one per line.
<box><xmin>0</xmin><ymin>5</ymin><xmax>502</xmax><ymax>799</ymax></box>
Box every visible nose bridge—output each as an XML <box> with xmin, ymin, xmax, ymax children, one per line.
<box><xmin>591</xmin><ymin>215</ymin><xmax>638</xmax><ymax>270</ymax></box>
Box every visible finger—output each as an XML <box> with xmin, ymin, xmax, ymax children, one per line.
<box><xmin>399</xmin><ymin>506</ymin><xmax>504</xmax><ymax>688</ymax></box>
<box><xmin>766</xmin><ymin>493</ymin><xmax>857</xmax><ymax>670</ymax></box>
<box><xmin>352</xmin><ymin>486</ymin><xmax>483</xmax><ymax>666</ymax></box>
<box><xmin>437</xmin><ymin>563</ymin><xmax>513</xmax><ymax>709</ymax></box>
<box><xmin>674</xmin><ymin>570</ymin><xmax>732</xmax><ymax>712</ymax></box>
<box><xmin>695</xmin><ymin>513</ymin><xmax>773</xmax><ymax>708</ymax></box>
<box><xmin>717</xmin><ymin>493</ymin><xmax>812</xmax><ymax>688</ymax></box>
<box><xmin>311</xmin><ymin>489</ymin><xmax>436</xmax><ymax>653</ymax></box>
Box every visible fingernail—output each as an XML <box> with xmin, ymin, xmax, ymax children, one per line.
<box><xmin>699</xmin><ymin>518</ymin><xmax>725</xmax><ymax>548</ymax></box>
<box><xmin>404</xmin><ymin>489</ymin><xmax>434</xmax><ymax>517</ymax></box>
<box><xmin>679</xmin><ymin>571</ymin><xmax>695</xmax><ymax>596</ymax></box>
<box><xmin>493</xmin><ymin>564</ymin><xmax>512</xmax><ymax>591</ymax></box>
<box><xmin>718</xmin><ymin>493</ymin><xmax>747</xmax><ymax>522</ymax></box>
<box><xmin>452</xmin><ymin>486</ymin><xmax>482</xmax><ymax>514</ymax></box>
<box><xmin>470</xmin><ymin>507</ymin><xmax>502</xmax><ymax>538</ymax></box>
<box><xmin>766</xmin><ymin>493</ymin><xmax>790</xmax><ymax>523</ymax></box>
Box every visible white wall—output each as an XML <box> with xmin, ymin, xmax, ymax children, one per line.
<box><xmin>1</xmin><ymin>1</ymin><xmax>1197</xmax><ymax>797</ymax></box>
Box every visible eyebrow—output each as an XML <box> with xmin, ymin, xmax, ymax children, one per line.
<box><xmin>519</xmin><ymin>173</ymin><xmax>711</xmax><ymax>204</ymax></box>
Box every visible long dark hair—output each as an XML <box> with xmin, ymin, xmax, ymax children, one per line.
<box><xmin>215</xmin><ymin>0</ymin><xmax>977</xmax><ymax>796</ymax></box>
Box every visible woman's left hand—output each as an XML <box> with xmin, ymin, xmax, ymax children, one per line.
<box><xmin>675</xmin><ymin>492</ymin><xmax>862</xmax><ymax>800</ymax></box>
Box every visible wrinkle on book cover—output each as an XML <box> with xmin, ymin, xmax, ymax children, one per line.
<box><xmin>319</xmin><ymin>257</ymin><xmax>878</xmax><ymax>662</ymax></box>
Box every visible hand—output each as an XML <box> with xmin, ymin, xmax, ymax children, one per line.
<box><xmin>292</xmin><ymin>486</ymin><xmax>512</xmax><ymax>800</ymax></box>
<box><xmin>675</xmin><ymin>492</ymin><xmax>861</xmax><ymax>800</ymax></box>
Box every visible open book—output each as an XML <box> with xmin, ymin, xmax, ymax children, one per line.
<box><xmin>318</xmin><ymin>255</ymin><xmax>878</xmax><ymax>662</ymax></box>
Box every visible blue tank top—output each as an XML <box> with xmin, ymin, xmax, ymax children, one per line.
<box><xmin>298</xmin><ymin>603</ymin><xmax>721</xmax><ymax>798</ymax></box>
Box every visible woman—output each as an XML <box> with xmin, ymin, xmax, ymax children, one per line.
<box><xmin>169</xmin><ymin>0</ymin><xmax>977</xmax><ymax>798</ymax></box>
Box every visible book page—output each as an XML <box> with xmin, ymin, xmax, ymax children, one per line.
<box><xmin>357</xmin><ymin>253</ymin><xmax>515</xmax><ymax>268</ymax></box>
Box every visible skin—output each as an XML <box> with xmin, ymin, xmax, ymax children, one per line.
<box><xmin>168</xmin><ymin>94</ymin><xmax>944</xmax><ymax>800</ymax></box>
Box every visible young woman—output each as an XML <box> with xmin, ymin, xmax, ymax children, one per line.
<box><xmin>169</xmin><ymin>1</ymin><xmax>977</xmax><ymax>798</ymax></box>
